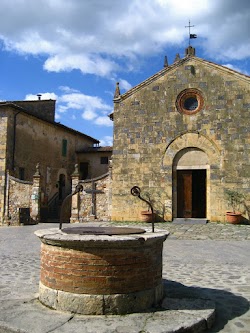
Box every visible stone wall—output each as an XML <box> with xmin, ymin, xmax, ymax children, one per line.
<box><xmin>6</xmin><ymin>174</ymin><xmax>33</xmax><ymax>225</ymax></box>
<box><xmin>71</xmin><ymin>170</ymin><xmax>111</xmax><ymax>223</ymax></box>
<box><xmin>4</xmin><ymin>165</ymin><xmax>42</xmax><ymax>225</ymax></box>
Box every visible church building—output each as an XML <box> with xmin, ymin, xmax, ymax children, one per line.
<box><xmin>110</xmin><ymin>46</ymin><xmax>250</xmax><ymax>223</ymax></box>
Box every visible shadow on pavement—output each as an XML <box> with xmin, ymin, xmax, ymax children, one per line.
<box><xmin>164</xmin><ymin>279</ymin><xmax>249</xmax><ymax>332</ymax></box>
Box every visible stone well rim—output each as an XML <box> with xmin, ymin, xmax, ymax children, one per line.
<box><xmin>34</xmin><ymin>227</ymin><xmax>169</xmax><ymax>249</ymax></box>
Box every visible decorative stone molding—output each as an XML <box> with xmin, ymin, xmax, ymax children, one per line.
<box><xmin>162</xmin><ymin>131</ymin><xmax>221</xmax><ymax>168</ymax></box>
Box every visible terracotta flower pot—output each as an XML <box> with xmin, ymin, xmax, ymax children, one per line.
<box><xmin>141</xmin><ymin>211</ymin><xmax>154</xmax><ymax>223</ymax></box>
<box><xmin>225</xmin><ymin>212</ymin><xmax>242</xmax><ymax>224</ymax></box>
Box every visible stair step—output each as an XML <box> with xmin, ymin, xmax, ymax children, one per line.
<box><xmin>172</xmin><ymin>218</ymin><xmax>208</xmax><ymax>225</ymax></box>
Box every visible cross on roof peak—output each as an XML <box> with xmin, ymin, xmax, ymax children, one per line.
<box><xmin>185</xmin><ymin>20</ymin><xmax>197</xmax><ymax>46</ymax></box>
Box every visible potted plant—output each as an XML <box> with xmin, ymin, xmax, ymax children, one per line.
<box><xmin>141</xmin><ymin>209</ymin><xmax>154</xmax><ymax>222</ymax></box>
<box><xmin>225</xmin><ymin>189</ymin><xmax>244</xmax><ymax>224</ymax></box>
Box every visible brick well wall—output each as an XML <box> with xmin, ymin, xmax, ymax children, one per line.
<box><xmin>40</xmin><ymin>242</ymin><xmax>163</xmax><ymax>295</ymax></box>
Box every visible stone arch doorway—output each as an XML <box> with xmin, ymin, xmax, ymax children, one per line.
<box><xmin>173</xmin><ymin>148</ymin><xmax>209</xmax><ymax>219</ymax></box>
<box><xmin>162</xmin><ymin>131</ymin><xmax>222</xmax><ymax>221</ymax></box>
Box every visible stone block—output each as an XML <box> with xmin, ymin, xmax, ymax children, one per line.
<box><xmin>39</xmin><ymin>282</ymin><xmax>57</xmax><ymax>309</ymax></box>
<box><xmin>103</xmin><ymin>288</ymin><xmax>155</xmax><ymax>315</ymax></box>
<box><xmin>57</xmin><ymin>291</ymin><xmax>104</xmax><ymax>315</ymax></box>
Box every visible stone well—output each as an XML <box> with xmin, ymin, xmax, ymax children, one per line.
<box><xmin>35</xmin><ymin>227</ymin><xmax>168</xmax><ymax>315</ymax></box>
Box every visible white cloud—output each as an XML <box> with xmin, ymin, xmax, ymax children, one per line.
<box><xmin>59</xmin><ymin>86</ymin><xmax>80</xmax><ymax>93</ymax></box>
<box><xmin>25</xmin><ymin>87</ymin><xmax>113</xmax><ymax>129</ymax></box>
<box><xmin>25</xmin><ymin>92</ymin><xmax>57</xmax><ymax>100</ymax></box>
<box><xmin>56</xmin><ymin>89</ymin><xmax>113</xmax><ymax>127</ymax></box>
<box><xmin>223</xmin><ymin>63</ymin><xmax>249</xmax><ymax>75</ymax></box>
<box><xmin>82</xmin><ymin>109</ymin><xmax>97</xmax><ymax>121</ymax></box>
<box><xmin>55</xmin><ymin>112</ymin><xmax>61</xmax><ymax>120</ymax></box>
<box><xmin>119</xmin><ymin>79</ymin><xmax>133</xmax><ymax>91</ymax></box>
<box><xmin>58</xmin><ymin>93</ymin><xmax>112</xmax><ymax>113</ymax></box>
<box><xmin>44</xmin><ymin>54</ymin><xmax>118</xmax><ymax>77</ymax></box>
<box><xmin>94</xmin><ymin>116</ymin><xmax>113</xmax><ymax>127</ymax></box>
<box><xmin>99</xmin><ymin>136</ymin><xmax>113</xmax><ymax>146</ymax></box>
<box><xmin>2</xmin><ymin>32</ymin><xmax>63</xmax><ymax>55</ymax></box>
<box><xmin>0</xmin><ymin>0</ymin><xmax>249</xmax><ymax>76</ymax></box>
<box><xmin>57</xmin><ymin>105</ymin><xmax>68</xmax><ymax>113</ymax></box>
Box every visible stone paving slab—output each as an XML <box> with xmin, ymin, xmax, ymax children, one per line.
<box><xmin>0</xmin><ymin>299</ymin><xmax>73</xmax><ymax>333</ymax></box>
<box><xmin>0</xmin><ymin>296</ymin><xmax>214</xmax><ymax>333</ymax></box>
<box><xmin>0</xmin><ymin>222</ymin><xmax>250</xmax><ymax>333</ymax></box>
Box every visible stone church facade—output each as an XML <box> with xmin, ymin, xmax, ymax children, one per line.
<box><xmin>111</xmin><ymin>47</ymin><xmax>250</xmax><ymax>223</ymax></box>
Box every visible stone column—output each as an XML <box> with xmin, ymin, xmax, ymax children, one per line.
<box><xmin>70</xmin><ymin>164</ymin><xmax>80</xmax><ymax>224</ymax></box>
<box><xmin>4</xmin><ymin>170</ymin><xmax>10</xmax><ymax>225</ymax></box>
<box><xmin>30</xmin><ymin>163</ymin><xmax>41</xmax><ymax>224</ymax></box>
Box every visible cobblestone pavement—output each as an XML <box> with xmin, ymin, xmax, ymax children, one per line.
<box><xmin>120</xmin><ymin>221</ymin><xmax>250</xmax><ymax>241</ymax></box>
<box><xmin>146</xmin><ymin>222</ymin><xmax>250</xmax><ymax>332</ymax></box>
<box><xmin>0</xmin><ymin>222</ymin><xmax>249</xmax><ymax>333</ymax></box>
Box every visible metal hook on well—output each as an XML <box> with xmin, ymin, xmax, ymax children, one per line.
<box><xmin>131</xmin><ymin>186</ymin><xmax>155</xmax><ymax>232</ymax></box>
<box><xmin>59</xmin><ymin>183</ymin><xmax>83</xmax><ymax>230</ymax></box>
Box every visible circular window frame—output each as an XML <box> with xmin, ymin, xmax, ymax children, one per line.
<box><xmin>176</xmin><ymin>89</ymin><xmax>204</xmax><ymax>115</ymax></box>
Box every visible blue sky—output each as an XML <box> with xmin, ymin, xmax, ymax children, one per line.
<box><xmin>0</xmin><ymin>0</ymin><xmax>249</xmax><ymax>146</ymax></box>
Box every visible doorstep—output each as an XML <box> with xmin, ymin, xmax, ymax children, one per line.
<box><xmin>172</xmin><ymin>218</ymin><xmax>208</xmax><ymax>225</ymax></box>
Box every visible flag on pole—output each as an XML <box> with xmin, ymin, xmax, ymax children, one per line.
<box><xmin>190</xmin><ymin>34</ymin><xmax>197</xmax><ymax>39</ymax></box>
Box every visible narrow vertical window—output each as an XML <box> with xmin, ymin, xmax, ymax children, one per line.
<box><xmin>80</xmin><ymin>162</ymin><xmax>89</xmax><ymax>179</ymax></box>
<box><xmin>62</xmin><ymin>139</ymin><xmax>67</xmax><ymax>157</ymax></box>
<box><xmin>100</xmin><ymin>156</ymin><xmax>109</xmax><ymax>164</ymax></box>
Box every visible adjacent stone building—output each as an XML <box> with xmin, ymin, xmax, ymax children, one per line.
<box><xmin>111</xmin><ymin>46</ymin><xmax>250</xmax><ymax>223</ymax></box>
<box><xmin>77</xmin><ymin>146</ymin><xmax>112</xmax><ymax>180</ymax></box>
<box><xmin>0</xmin><ymin>99</ymin><xmax>111</xmax><ymax>225</ymax></box>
